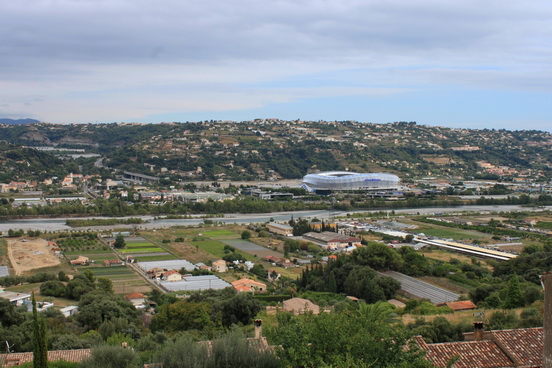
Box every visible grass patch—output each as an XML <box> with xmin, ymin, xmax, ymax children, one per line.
<box><xmin>6</xmin><ymin>282</ymin><xmax>43</xmax><ymax>294</ymax></box>
<box><xmin>0</xmin><ymin>238</ymin><xmax>7</xmax><ymax>258</ymax></box>
<box><xmin>191</xmin><ymin>239</ymin><xmax>228</xmax><ymax>258</ymax></box>
<box><xmin>203</xmin><ymin>230</ymin><xmax>239</xmax><ymax>239</ymax></box>
<box><xmin>412</xmin><ymin>226</ymin><xmax>488</xmax><ymax>240</ymax></box>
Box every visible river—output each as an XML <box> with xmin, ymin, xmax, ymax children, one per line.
<box><xmin>0</xmin><ymin>204</ymin><xmax>548</xmax><ymax>233</ymax></box>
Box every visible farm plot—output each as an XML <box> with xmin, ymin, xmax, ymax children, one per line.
<box><xmin>221</xmin><ymin>239</ymin><xmax>282</xmax><ymax>258</ymax></box>
<box><xmin>202</xmin><ymin>230</ymin><xmax>240</xmax><ymax>239</ymax></box>
<box><xmin>67</xmin><ymin>251</ymin><xmax>118</xmax><ymax>263</ymax></box>
<box><xmin>412</xmin><ymin>225</ymin><xmax>489</xmax><ymax>241</ymax></box>
<box><xmin>79</xmin><ymin>265</ymin><xmax>152</xmax><ymax>294</ymax></box>
<box><xmin>121</xmin><ymin>237</ymin><xmax>175</xmax><ymax>258</ymax></box>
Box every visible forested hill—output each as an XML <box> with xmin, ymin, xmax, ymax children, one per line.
<box><xmin>0</xmin><ymin>120</ymin><xmax>550</xmax><ymax>181</ymax></box>
<box><xmin>0</xmin><ymin>143</ymin><xmax>75</xmax><ymax>182</ymax></box>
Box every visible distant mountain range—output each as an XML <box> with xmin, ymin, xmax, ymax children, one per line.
<box><xmin>0</xmin><ymin>118</ymin><xmax>40</xmax><ymax>125</ymax></box>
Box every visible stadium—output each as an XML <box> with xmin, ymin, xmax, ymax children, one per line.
<box><xmin>302</xmin><ymin>171</ymin><xmax>401</xmax><ymax>193</ymax></box>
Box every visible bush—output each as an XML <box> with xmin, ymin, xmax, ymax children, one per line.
<box><xmin>40</xmin><ymin>280</ymin><xmax>66</xmax><ymax>297</ymax></box>
<box><xmin>80</xmin><ymin>345</ymin><xmax>140</xmax><ymax>368</ymax></box>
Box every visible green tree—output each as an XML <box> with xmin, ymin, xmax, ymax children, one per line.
<box><xmin>217</xmin><ymin>292</ymin><xmax>263</xmax><ymax>327</ymax></box>
<box><xmin>503</xmin><ymin>274</ymin><xmax>525</xmax><ymax>309</ymax></box>
<box><xmin>241</xmin><ymin>230</ymin><xmax>252</xmax><ymax>240</ymax></box>
<box><xmin>40</xmin><ymin>280</ymin><xmax>66</xmax><ymax>297</ymax></box>
<box><xmin>151</xmin><ymin>301</ymin><xmax>215</xmax><ymax>333</ymax></box>
<box><xmin>80</xmin><ymin>345</ymin><xmax>140</xmax><ymax>368</ymax></box>
<box><xmin>76</xmin><ymin>290</ymin><xmax>138</xmax><ymax>331</ymax></box>
<box><xmin>114</xmin><ymin>234</ymin><xmax>126</xmax><ymax>249</ymax></box>
<box><xmin>270</xmin><ymin>309</ymin><xmax>431</xmax><ymax>368</ymax></box>
<box><xmin>32</xmin><ymin>293</ymin><xmax>48</xmax><ymax>368</ymax></box>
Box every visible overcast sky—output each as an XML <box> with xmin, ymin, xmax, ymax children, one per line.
<box><xmin>1</xmin><ymin>0</ymin><xmax>551</xmax><ymax>131</ymax></box>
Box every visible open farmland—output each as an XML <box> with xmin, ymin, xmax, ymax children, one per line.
<box><xmin>221</xmin><ymin>239</ymin><xmax>283</xmax><ymax>259</ymax></box>
<box><xmin>202</xmin><ymin>230</ymin><xmax>240</xmax><ymax>239</ymax></box>
<box><xmin>79</xmin><ymin>265</ymin><xmax>152</xmax><ymax>294</ymax></box>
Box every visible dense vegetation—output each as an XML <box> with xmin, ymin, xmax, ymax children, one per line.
<box><xmin>1</xmin><ymin>121</ymin><xmax>550</xmax><ymax>181</ymax></box>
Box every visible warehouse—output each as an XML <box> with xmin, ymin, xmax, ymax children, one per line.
<box><xmin>302</xmin><ymin>231</ymin><xmax>361</xmax><ymax>250</ymax></box>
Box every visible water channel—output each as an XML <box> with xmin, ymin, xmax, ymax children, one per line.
<box><xmin>0</xmin><ymin>204</ymin><xmax>548</xmax><ymax>233</ymax></box>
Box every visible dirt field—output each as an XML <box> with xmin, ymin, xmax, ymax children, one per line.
<box><xmin>7</xmin><ymin>238</ymin><xmax>61</xmax><ymax>275</ymax></box>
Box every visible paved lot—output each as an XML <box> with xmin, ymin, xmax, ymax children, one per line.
<box><xmin>380</xmin><ymin>270</ymin><xmax>459</xmax><ymax>304</ymax></box>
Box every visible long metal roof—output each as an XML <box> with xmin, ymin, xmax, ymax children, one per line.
<box><xmin>137</xmin><ymin>259</ymin><xmax>196</xmax><ymax>272</ymax></box>
<box><xmin>160</xmin><ymin>275</ymin><xmax>231</xmax><ymax>291</ymax></box>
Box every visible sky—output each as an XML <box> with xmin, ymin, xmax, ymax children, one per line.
<box><xmin>1</xmin><ymin>0</ymin><xmax>552</xmax><ymax>131</ymax></box>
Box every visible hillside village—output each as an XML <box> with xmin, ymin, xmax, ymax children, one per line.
<box><xmin>0</xmin><ymin>120</ymin><xmax>552</xmax><ymax>367</ymax></box>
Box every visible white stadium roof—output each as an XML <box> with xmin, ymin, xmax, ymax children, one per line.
<box><xmin>302</xmin><ymin>171</ymin><xmax>400</xmax><ymax>191</ymax></box>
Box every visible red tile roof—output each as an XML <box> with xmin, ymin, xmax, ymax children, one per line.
<box><xmin>0</xmin><ymin>349</ymin><xmax>91</xmax><ymax>365</ymax></box>
<box><xmin>444</xmin><ymin>300</ymin><xmax>477</xmax><ymax>311</ymax></box>
<box><xmin>490</xmin><ymin>328</ymin><xmax>543</xmax><ymax>367</ymax></box>
<box><xmin>415</xmin><ymin>336</ymin><xmax>514</xmax><ymax>368</ymax></box>
<box><xmin>125</xmin><ymin>292</ymin><xmax>147</xmax><ymax>300</ymax></box>
<box><xmin>417</xmin><ymin>327</ymin><xmax>544</xmax><ymax>368</ymax></box>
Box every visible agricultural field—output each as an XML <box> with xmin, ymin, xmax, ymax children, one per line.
<box><xmin>202</xmin><ymin>230</ymin><xmax>240</xmax><ymax>239</ymax></box>
<box><xmin>55</xmin><ymin>233</ymin><xmax>119</xmax><ymax>266</ymax></box>
<box><xmin>113</xmin><ymin>236</ymin><xmax>177</xmax><ymax>259</ymax></box>
<box><xmin>78</xmin><ymin>265</ymin><xmax>152</xmax><ymax>294</ymax></box>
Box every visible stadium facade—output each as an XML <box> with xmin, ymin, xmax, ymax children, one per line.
<box><xmin>302</xmin><ymin>171</ymin><xmax>400</xmax><ymax>193</ymax></box>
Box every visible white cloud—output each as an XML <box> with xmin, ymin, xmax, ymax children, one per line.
<box><xmin>1</xmin><ymin>0</ymin><xmax>552</xmax><ymax>124</ymax></box>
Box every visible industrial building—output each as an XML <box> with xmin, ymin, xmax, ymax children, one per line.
<box><xmin>302</xmin><ymin>231</ymin><xmax>361</xmax><ymax>250</ymax></box>
<box><xmin>302</xmin><ymin>171</ymin><xmax>400</xmax><ymax>194</ymax></box>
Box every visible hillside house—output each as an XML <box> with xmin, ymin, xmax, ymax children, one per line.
<box><xmin>231</xmin><ymin>278</ymin><xmax>267</xmax><ymax>293</ymax></box>
<box><xmin>211</xmin><ymin>259</ymin><xmax>227</xmax><ymax>273</ymax></box>
<box><xmin>125</xmin><ymin>292</ymin><xmax>148</xmax><ymax>309</ymax></box>
<box><xmin>163</xmin><ymin>270</ymin><xmax>182</xmax><ymax>282</ymax></box>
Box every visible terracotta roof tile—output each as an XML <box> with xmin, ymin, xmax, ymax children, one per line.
<box><xmin>491</xmin><ymin>327</ymin><xmax>543</xmax><ymax>367</ymax></box>
<box><xmin>445</xmin><ymin>300</ymin><xmax>477</xmax><ymax>311</ymax></box>
<box><xmin>0</xmin><ymin>349</ymin><xmax>92</xmax><ymax>365</ymax></box>
<box><xmin>417</xmin><ymin>327</ymin><xmax>544</xmax><ymax>368</ymax></box>
<box><xmin>125</xmin><ymin>292</ymin><xmax>147</xmax><ymax>300</ymax></box>
<box><xmin>421</xmin><ymin>339</ymin><xmax>514</xmax><ymax>368</ymax></box>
